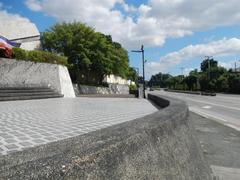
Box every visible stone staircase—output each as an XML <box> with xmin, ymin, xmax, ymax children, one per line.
<box><xmin>0</xmin><ymin>87</ymin><xmax>63</xmax><ymax>101</ymax></box>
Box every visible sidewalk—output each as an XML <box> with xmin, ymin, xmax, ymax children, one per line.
<box><xmin>190</xmin><ymin>112</ymin><xmax>240</xmax><ymax>179</ymax></box>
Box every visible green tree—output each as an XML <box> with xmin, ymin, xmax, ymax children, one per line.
<box><xmin>227</xmin><ymin>72</ymin><xmax>240</xmax><ymax>93</ymax></box>
<box><xmin>127</xmin><ymin>67</ymin><xmax>138</xmax><ymax>84</ymax></box>
<box><xmin>201</xmin><ymin>57</ymin><xmax>218</xmax><ymax>72</ymax></box>
<box><xmin>148</xmin><ymin>73</ymin><xmax>172</xmax><ymax>88</ymax></box>
<box><xmin>42</xmin><ymin>22</ymin><xmax>129</xmax><ymax>85</ymax></box>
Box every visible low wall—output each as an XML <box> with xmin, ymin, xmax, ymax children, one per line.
<box><xmin>0</xmin><ymin>94</ymin><xmax>211</xmax><ymax>179</ymax></box>
<box><xmin>165</xmin><ymin>89</ymin><xmax>216</xmax><ymax>96</ymax></box>
<box><xmin>0</xmin><ymin>58</ymin><xmax>75</xmax><ymax>97</ymax></box>
<box><xmin>74</xmin><ymin>84</ymin><xmax>129</xmax><ymax>95</ymax></box>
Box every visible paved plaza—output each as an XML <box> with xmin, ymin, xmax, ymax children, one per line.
<box><xmin>0</xmin><ymin>97</ymin><xmax>157</xmax><ymax>155</ymax></box>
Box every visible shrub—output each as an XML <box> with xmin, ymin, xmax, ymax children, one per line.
<box><xmin>12</xmin><ymin>48</ymin><xmax>68</xmax><ymax>66</ymax></box>
<box><xmin>12</xmin><ymin>47</ymin><xmax>27</xmax><ymax>60</ymax></box>
<box><xmin>129</xmin><ymin>84</ymin><xmax>137</xmax><ymax>91</ymax></box>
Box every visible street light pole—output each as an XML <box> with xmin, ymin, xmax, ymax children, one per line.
<box><xmin>141</xmin><ymin>45</ymin><xmax>146</xmax><ymax>99</ymax></box>
<box><xmin>132</xmin><ymin>45</ymin><xmax>146</xmax><ymax>98</ymax></box>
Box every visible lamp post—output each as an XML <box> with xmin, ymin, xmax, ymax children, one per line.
<box><xmin>132</xmin><ymin>45</ymin><xmax>146</xmax><ymax>98</ymax></box>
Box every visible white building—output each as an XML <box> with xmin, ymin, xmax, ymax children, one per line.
<box><xmin>0</xmin><ymin>11</ymin><xmax>40</xmax><ymax>50</ymax></box>
<box><xmin>103</xmin><ymin>74</ymin><xmax>135</xmax><ymax>85</ymax></box>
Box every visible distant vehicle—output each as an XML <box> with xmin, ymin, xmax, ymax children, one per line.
<box><xmin>201</xmin><ymin>91</ymin><xmax>216</xmax><ymax>96</ymax></box>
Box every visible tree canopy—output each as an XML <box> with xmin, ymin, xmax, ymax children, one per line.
<box><xmin>41</xmin><ymin>22</ymin><xmax>131</xmax><ymax>85</ymax></box>
<box><xmin>149</xmin><ymin>57</ymin><xmax>240</xmax><ymax>94</ymax></box>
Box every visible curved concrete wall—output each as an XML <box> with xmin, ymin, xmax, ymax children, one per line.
<box><xmin>0</xmin><ymin>58</ymin><xmax>75</xmax><ymax>97</ymax></box>
<box><xmin>0</xmin><ymin>94</ymin><xmax>211</xmax><ymax>179</ymax></box>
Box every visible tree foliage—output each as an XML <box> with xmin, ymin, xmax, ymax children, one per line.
<box><xmin>42</xmin><ymin>22</ymin><xmax>130</xmax><ymax>84</ymax></box>
<box><xmin>149</xmin><ymin>57</ymin><xmax>240</xmax><ymax>94</ymax></box>
<box><xmin>148</xmin><ymin>73</ymin><xmax>172</xmax><ymax>88</ymax></box>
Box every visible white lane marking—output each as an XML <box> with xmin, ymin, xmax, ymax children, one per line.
<box><xmin>202</xmin><ymin>105</ymin><xmax>212</xmax><ymax>109</ymax></box>
<box><xmin>159</xmin><ymin>91</ymin><xmax>240</xmax><ymax>111</ymax></box>
<box><xmin>183</xmin><ymin>97</ymin><xmax>240</xmax><ymax>111</ymax></box>
<box><xmin>189</xmin><ymin>107</ymin><xmax>240</xmax><ymax>131</ymax></box>
<box><xmin>226</xmin><ymin>124</ymin><xmax>240</xmax><ymax>131</ymax></box>
<box><xmin>211</xmin><ymin>165</ymin><xmax>240</xmax><ymax>178</ymax></box>
<box><xmin>189</xmin><ymin>107</ymin><xmax>228</xmax><ymax>122</ymax></box>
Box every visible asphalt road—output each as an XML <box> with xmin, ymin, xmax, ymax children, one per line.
<box><xmin>151</xmin><ymin>90</ymin><xmax>240</xmax><ymax>131</ymax></box>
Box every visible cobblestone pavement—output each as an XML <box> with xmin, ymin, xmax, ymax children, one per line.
<box><xmin>0</xmin><ymin>97</ymin><xmax>157</xmax><ymax>155</ymax></box>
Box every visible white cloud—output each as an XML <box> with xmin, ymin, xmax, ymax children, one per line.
<box><xmin>25</xmin><ymin>0</ymin><xmax>42</xmax><ymax>11</ymax></box>
<box><xmin>24</xmin><ymin>0</ymin><xmax>240</xmax><ymax>48</ymax></box>
<box><xmin>146</xmin><ymin>38</ymin><xmax>240</xmax><ymax>75</ymax></box>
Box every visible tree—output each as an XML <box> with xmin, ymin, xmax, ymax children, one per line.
<box><xmin>227</xmin><ymin>73</ymin><xmax>240</xmax><ymax>93</ymax></box>
<box><xmin>42</xmin><ymin>22</ymin><xmax>130</xmax><ymax>85</ymax></box>
<box><xmin>201</xmin><ymin>57</ymin><xmax>218</xmax><ymax>72</ymax></box>
<box><xmin>148</xmin><ymin>73</ymin><xmax>172</xmax><ymax>88</ymax></box>
<box><xmin>127</xmin><ymin>67</ymin><xmax>138</xmax><ymax>84</ymax></box>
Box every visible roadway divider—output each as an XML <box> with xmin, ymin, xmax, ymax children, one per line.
<box><xmin>0</xmin><ymin>94</ymin><xmax>212</xmax><ymax>179</ymax></box>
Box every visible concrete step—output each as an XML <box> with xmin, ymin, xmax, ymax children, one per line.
<box><xmin>0</xmin><ymin>89</ymin><xmax>55</xmax><ymax>93</ymax></box>
<box><xmin>0</xmin><ymin>87</ymin><xmax>51</xmax><ymax>91</ymax></box>
<box><xmin>0</xmin><ymin>94</ymin><xmax>63</xmax><ymax>101</ymax></box>
<box><xmin>0</xmin><ymin>87</ymin><xmax>63</xmax><ymax>101</ymax></box>
<box><xmin>0</xmin><ymin>91</ymin><xmax>58</xmax><ymax>97</ymax></box>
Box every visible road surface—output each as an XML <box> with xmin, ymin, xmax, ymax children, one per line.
<box><xmin>152</xmin><ymin>90</ymin><xmax>240</xmax><ymax>131</ymax></box>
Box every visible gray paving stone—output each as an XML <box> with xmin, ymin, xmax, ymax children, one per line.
<box><xmin>32</xmin><ymin>139</ymin><xmax>46</xmax><ymax>144</ymax></box>
<box><xmin>0</xmin><ymin>97</ymin><xmax>157</xmax><ymax>155</ymax></box>
<box><xmin>5</xmin><ymin>139</ymin><xmax>17</xmax><ymax>143</ymax></box>
<box><xmin>19</xmin><ymin>141</ymin><xmax>34</xmax><ymax>147</ymax></box>
<box><xmin>6</xmin><ymin>144</ymin><xmax>19</xmax><ymax>150</ymax></box>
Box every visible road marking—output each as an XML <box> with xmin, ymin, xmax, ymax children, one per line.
<box><xmin>159</xmin><ymin>91</ymin><xmax>240</xmax><ymax>111</ymax></box>
<box><xmin>226</xmin><ymin>124</ymin><xmax>240</xmax><ymax>131</ymax></box>
<box><xmin>189</xmin><ymin>107</ymin><xmax>228</xmax><ymax>122</ymax></box>
<box><xmin>189</xmin><ymin>107</ymin><xmax>240</xmax><ymax>131</ymax></box>
<box><xmin>184</xmin><ymin>97</ymin><xmax>240</xmax><ymax>111</ymax></box>
<box><xmin>211</xmin><ymin>165</ymin><xmax>240</xmax><ymax>179</ymax></box>
<box><xmin>202</xmin><ymin>105</ymin><xmax>212</xmax><ymax>109</ymax></box>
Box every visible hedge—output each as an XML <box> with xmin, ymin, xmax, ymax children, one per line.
<box><xmin>12</xmin><ymin>47</ymin><xmax>68</xmax><ymax>66</ymax></box>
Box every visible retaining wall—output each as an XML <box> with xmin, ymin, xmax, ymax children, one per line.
<box><xmin>74</xmin><ymin>84</ymin><xmax>129</xmax><ymax>95</ymax></box>
<box><xmin>0</xmin><ymin>58</ymin><xmax>75</xmax><ymax>97</ymax></box>
<box><xmin>0</xmin><ymin>94</ymin><xmax>211</xmax><ymax>179</ymax></box>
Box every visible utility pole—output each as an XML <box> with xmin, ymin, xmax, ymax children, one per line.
<box><xmin>205</xmin><ymin>56</ymin><xmax>213</xmax><ymax>80</ymax></box>
<box><xmin>132</xmin><ymin>45</ymin><xmax>146</xmax><ymax>98</ymax></box>
<box><xmin>180</xmin><ymin>67</ymin><xmax>184</xmax><ymax>78</ymax></box>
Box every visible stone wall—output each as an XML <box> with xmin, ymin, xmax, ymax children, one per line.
<box><xmin>0</xmin><ymin>93</ymin><xmax>212</xmax><ymax>179</ymax></box>
<box><xmin>74</xmin><ymin>84</ymin><xmax>129</xmax><ymax>95</ymax></box>
<box><xmin>0</xmin><ymin>58</ymin><xmax>75</xmax><ymax>97</ymax></box>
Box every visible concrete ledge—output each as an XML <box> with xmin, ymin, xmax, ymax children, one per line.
<box><xmin>0</xmin><ymin>94</ymin><xmax>211</xmax><ymax>179</ymax></box>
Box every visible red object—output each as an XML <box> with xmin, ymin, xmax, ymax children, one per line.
<box><xmin>0</xmin><ymin>42</ymin><xmax>12</xmax><ymax>58</ymax></box>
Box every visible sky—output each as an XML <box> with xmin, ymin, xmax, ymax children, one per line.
<box><xmin>1</xmin><ymin>0</ymin><xmax>240</xmax><ymax>79</ymax></box>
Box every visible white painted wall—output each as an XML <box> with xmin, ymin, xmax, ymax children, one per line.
<box><xmin>58</xmin><ymin>65</ymin><xmax>75</xmax><ymax>98</ymax></box>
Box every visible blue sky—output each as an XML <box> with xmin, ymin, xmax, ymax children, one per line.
<box><xmin>1</xmin><ymin>0</ymin><xmax>240</xmax><ymax>78</ymax></box>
